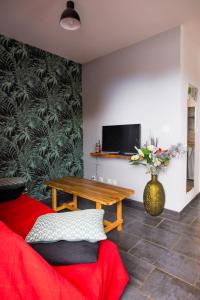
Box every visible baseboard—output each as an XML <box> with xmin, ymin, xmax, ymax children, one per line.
<box><xmin>123</xmin><ymin>198</ymin><xmax>183</xmax><ymax>218</ymax></box>
<box><xmin>124</xmin><ymin>193</ymin><xmax>200</xmax><ymax>217</ymax></box>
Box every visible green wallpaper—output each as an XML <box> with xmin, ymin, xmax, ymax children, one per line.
<box><xmin>0</xmin><ymin>34</ymin><xmax>83</xmax><ymax>199</ymax></box>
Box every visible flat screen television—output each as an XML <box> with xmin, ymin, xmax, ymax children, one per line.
<box><xmin>102</xmin><ymin>124</ymin><xmax>141</xmax><ymax>155</ymax></box>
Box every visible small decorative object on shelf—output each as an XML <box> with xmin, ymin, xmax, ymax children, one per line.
<box><xmin>95</xmin><ymin>140</ymin><xmax>101</xmax><ymax>153</ymax></box>
<box><xmin>98</xmin><ymin>140</ymin><xmax>101</xmax><ymax>153</ymax></box>
<box><xmin>130</xmin><ymin>139</ymin><xmax>185</xmax><ymax>216</ymax></box>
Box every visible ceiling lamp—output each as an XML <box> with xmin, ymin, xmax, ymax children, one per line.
<box><xmin>60</xmin><ymin>1</ymin><xmax>81</xmax><ymax>31</ymax></box>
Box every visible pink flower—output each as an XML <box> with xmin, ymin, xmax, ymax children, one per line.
<box><xmin>156</xmin><ymin>147</ymin><xmax>162</xmax><ymax>153</ymax></box>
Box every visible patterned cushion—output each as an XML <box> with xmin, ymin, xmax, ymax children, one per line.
<box><xmin>0</xmin><ymin>177</ymin><xmax>26</xmax><ymax>201</ymax></box>
<box><xmin>26</xmin><ymin>209</ymin><xmax>107</xmax><ymax>243</ymax></box>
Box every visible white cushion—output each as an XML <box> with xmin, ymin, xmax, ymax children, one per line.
<box><xmin>25</xmin><ymin>209</ymin><xmax>107</xmax><ymax>243</ymax></box>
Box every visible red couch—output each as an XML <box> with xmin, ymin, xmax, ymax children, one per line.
<box><xmin>0</xmin><ymin>194</ymin><xmax>128</xmax><ymax>300</ymax></box>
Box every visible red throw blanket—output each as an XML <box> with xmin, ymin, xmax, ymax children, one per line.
<box><xmin>0</xmin><ymin>221</ymin><xmax>87</xmax><ymax>300</ymax></box>
<box><xmin>0</xmin><ymin>195</ymin><xmax>128</xmax><ymax>300</ymax></box>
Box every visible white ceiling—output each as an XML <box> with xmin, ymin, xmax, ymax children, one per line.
<box><xmin>0</xmin><ymin>0</ymin><xmax>200</xmax><ymax>64</ymax></box>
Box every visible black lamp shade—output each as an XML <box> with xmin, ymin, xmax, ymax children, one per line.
<box><xmin>60</xmin><ymin>1</ymin><xmax>81</xmax><ymax>31</ymax></box>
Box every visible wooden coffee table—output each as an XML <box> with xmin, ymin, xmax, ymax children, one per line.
<box><xmin>45</xmin><ymin>176</ymin><xmax>134</xmax><ymax>233</ymax></box>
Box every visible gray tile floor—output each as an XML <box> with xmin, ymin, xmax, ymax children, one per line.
<box><xmin>43</xmin><ymin>194</ymin><xmax>200</xmax><ymax>300</ymax></box>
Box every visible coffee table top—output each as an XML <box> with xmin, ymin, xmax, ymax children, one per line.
<box><xmin>45</xmin><ymin>176</ymin><xmax>134</xmax><ymax>205</ymax></box>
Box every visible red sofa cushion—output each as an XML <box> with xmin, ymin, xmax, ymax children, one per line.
<box><xmin>0</xmin><ymin>221</ymin><xmax>87</xmax><ymax>300</ymax></box>
<box><xmin>0</xmin><ymin>194</ymin><xmax>53</xmax><ymax>238</ymax></box>
<box><xmin>0</xmin><ymin>194</ymin><xmax>128</xmax><ymax>300</ymax></box>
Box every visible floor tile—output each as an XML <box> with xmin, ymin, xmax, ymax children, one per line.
<box><xmin>192</xmin><ymin>217</ymin><xmax>200</xmax><ymax>226</ymax></box>
<box><xmin>157</xmin><ymin>219</ymin><xmax>200</xmax><ymax>240</ymax></box>
<box><xmin>121</xmin><ymin>284</ymin><xmax>150</xmax><ymax>300</ymax></box>
<box><xmin>195</xmin><ymin>277</ymin><xmax>200</xmax><ymax>289</ymax></box>
<box><xmin>174</xmin><ymin>236</ymin><xmax>200</xmax><ymax>261</ymax></box>
<box><xmin>142</xmin><ymin>269</ymin><xmax>200</xmax><ymax>300</ymax></box>
<box><xmin>182</xmin><ymin>205</ymin><xmax>200</xmax><ymax>214</ymax></box>
<box><xmin>130</xmin><ymin>240</ymin><xmax>200</xmax><ymax>284</ymax></box>
<box><xmin>120</xmin><ymin>251</ymin><xmax>155</xmax><ymax>288</ymax></box>
<box><xmin>104</xmin><ymin>211</ymin><xmax>117</xmax><ymax>222</ymax></box>
<box><xmin>189</xmin><ymin>196</ymin><xmax>200</xmax><ymax>208</ymax></box>
<box><xmin>124</xmin><ymin>207</ymin><xmax>163</xmax><ymax>227</ymax></box>
<box><xmin>122</xmin><ymin>211</ymin><xmax>139</xmax><ymax>225</ymax></box>
<box><xmin>104</xmin><ymin>210</ymin><xmax>136</xmax><ymax>227</ymax></box>
<box><xmin>78</xmin><ymin>199</ymin><xmax>95</xmax><ymax>209</ymax></box>
<box><xmin>107</xmin><ymin>230</ymin><xmax>140</xmax><ymax>252</ymax></box>
<box><xmin>181</xmin><ymin>206</ymin><xmax>200</xmax><ymax>219</ymax></box>
<box><xmin>161</xmin><ymin>208</ymin><xmax>197</xmax><ymax>225</ymax></box>
<box><xmin>124</xmin><ymin>221</ymin><xmax>179</xmax><ymax>248</ymax></box>
<box><xmin>187</xmin><ymin>203</ymin><xmax>200</xmax><ymax>216</ymax></box>
<box><xmin>155</xmin><ymin>249</ymin><xmax>200</xmax><ymax>284</ymax></box>
<box><xmin>177</xmin><ymin>213</ymin><xmax>197</xmax><ymax>224</ymax></box>
<box><xmin>161</xmin><ymin>212</ymin><xmax>180</xmax><ymax>221</ymax></box>
<box><xmin>130</xmin><ymin>239</ymin><xmax>167</xmax><ymax>264</ymax></box>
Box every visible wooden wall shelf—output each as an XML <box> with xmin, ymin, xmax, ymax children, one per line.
<box><xmin>90</xmin><ymin>152</ymin><xmax>132</xmax><ymax>160</ymax></box>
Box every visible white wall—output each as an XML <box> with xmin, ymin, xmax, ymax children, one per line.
<box><xmin>180</xmin><ymin>18</ymin><xmax>200</xmax><ymax>207</ymax></box>
<box><xmin>83</xmin><ymin>28</ymin><xmax>187</xmax><ymax>212</ymax></box>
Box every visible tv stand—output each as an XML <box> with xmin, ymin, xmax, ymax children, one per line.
<box><xmin>90</xmin><ymin>152</ymin><xmax>132</xmax><ymax>160</ymax></box>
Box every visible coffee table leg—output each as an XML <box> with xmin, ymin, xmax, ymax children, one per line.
<box><xmin>73</xmin><ymin>194</ymin><xmax>77</xmax><ymax>209</ymax></box>
<box><xmin>52</xmin><ymin>188</ymin><xmax>57</xmax><ymax>211</ymax></box>
<box><xmin>117</xmin><ymin>201</ymin><xmax>123</xmax><ymax>231</ymax></box>
<box><xmin>96</xmin><ymin>202</ymin><xmax>102</xmax><ymax>209</ymax></box>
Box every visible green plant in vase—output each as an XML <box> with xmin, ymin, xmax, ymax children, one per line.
<box><xmin>130</xmin><ymin>141</ymin><xmax>184</xmax><ymax>216</ymax></box>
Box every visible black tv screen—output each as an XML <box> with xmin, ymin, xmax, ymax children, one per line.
<box><xmin>102</xmin><ymin>124</ymin><xmax>141</xmax><ymax>154</ymax></box>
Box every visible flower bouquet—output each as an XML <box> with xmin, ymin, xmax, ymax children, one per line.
<box><xmin>130</xmin><ymin>140</ymin><xmax>185</xmax><ymax>216</ymax></box>
<box><xmin>130</xmin><ymin>143</ymin><xmax>184</xmax><ymax>175</ymax></box>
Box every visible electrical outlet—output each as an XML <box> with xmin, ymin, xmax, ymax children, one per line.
<box><xmin>98</xmin><ymin>177</ymin><xmax>104</xmax><ymax>183</ymax></box>
<box><xmin>112</xmin><ymin>179</ymin><xmax>117</xmax><ymax>185</ymax></box>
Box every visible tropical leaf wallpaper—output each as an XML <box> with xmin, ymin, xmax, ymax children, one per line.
<box><xmin>0</xmin><ymin>34</ymin><xmax>83</xmax><ymax>199</ymax></box>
